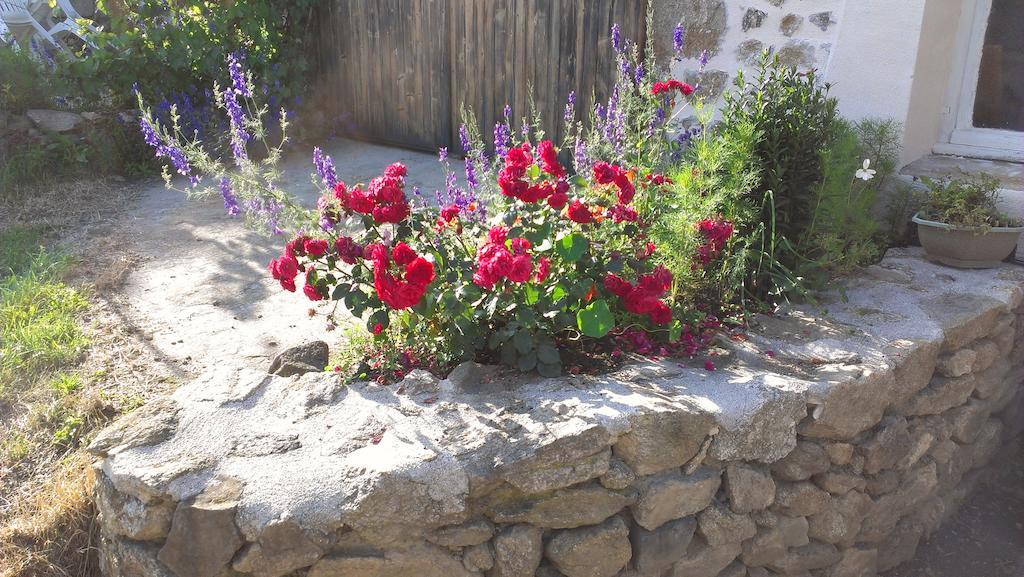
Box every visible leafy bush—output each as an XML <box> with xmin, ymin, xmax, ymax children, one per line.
<box><xmin>650</xmin><ymin>116</ymin><xmax>760</xmax><ymax>311</ymax></box>
<box><xmin>0</xmin><ymin>46</ymin><xmax>61</xmax><ymax>114</ymax></box>
<box><xmin>918</xmin><ymin>174</ymin><xmax>1017</xmax><ymax>228</ymax></box>
<box><xmin>66</xmin><ymin>0</ymin><xmax>317</xmax><ymax>110</ymax></box>
<box><xmin>721</xmin><ymin>51</ymin><xmax>838</xmax><ymax>298</ymax></box>
<box><xmin>795</xmin><ymin>118</ymin><xmax>901</xmax><ymax>277</ymax></box>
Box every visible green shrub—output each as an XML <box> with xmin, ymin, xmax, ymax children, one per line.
<box><xmin>796</xmin><ymin>118</ymin><xmax>901</xmax><ymax>277</ymax></box>
<box><xmin>651</xmin><ymin>119</ymin><xmax>760</xmax><ymax>310</ymax></box>
<box><xmin>0</xmin><ymin>47</ymin><xmax>59</xmax><ymax>113</ymax></box>
<box><xmin>721</xmin><ymin>51</ymin><xmax>838</xmax><ymax>300</ymax></box>
<box><xmin>65</xmin><ymin>0</ymin><xmax>318</xmax><ymax>109</ymax></box>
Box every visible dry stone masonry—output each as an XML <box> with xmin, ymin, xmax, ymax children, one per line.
<box><xmin>90</xmin><ymin>248</ymin><xmax>1024</xmax><ymax>577</ymax></box>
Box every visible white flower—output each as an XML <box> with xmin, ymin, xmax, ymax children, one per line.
<box><xmin>855</xmin><ymin>159</ymin><xmax>876</xmax><ymax>181</ymax></box>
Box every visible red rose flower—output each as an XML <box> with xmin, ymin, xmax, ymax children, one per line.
<box><xmin>607</xmin><ymin>204</ymin><xmax>638</xmax><ymax>223</ymax></box>
<box><xmin>534</xmin><ymin>257</ymin><xmax>551</xmax><ymax>283</ymax></box>
<box><xmin>439</xmin><ymin>204</ymin><xmax>460</xmax><ymax>222</ymax></box>
<box><xmin>547</xmin><ymin>191</ymin><xmax>568</xmax><ymax>210</ymax></box>
<box><xmin>404</xmin><ymin>257</ymin><xmax>436</xmax><ymax>286</ymax></box>
<box><xmin>383</xmin><ymin>162</ymin><xmax>407</xmax><ymax>179</ymax></box>
<box><xmin>335</xmin><ymin>236</ymin><xmax>363</xmax><ymax>264</ymax></box>
<box><xmin>303</xmin><ymin>270</ymin><xmax>324</xmax><ymax>301</ymax></box>
<box><xmin>285</xmin><ymin>236</ymin><xmax>307</xmax><ymax>258</ymax></box>
<box><xmin>567</xmin><ymin>200</ymin><xmax>594</xmax><ymax>224</ymax></box>
<box><xmin>651</xmin><ymin>80</ymin><xmax>694</xmax><ymax>96</ymax></box>
<box><xmin>373</xmin><ymin>323</ymin><xmax>384</xmax><ymax>335</ymax></box>
<box><xmin>649</xmin><ymin>302</ymin><xmax>673</xmax><ymax>325</ymax></box>
<box><xmin>304</xmin><ymin>238</ymin><xmax>329</xmax><ymax>257</ymax></box>
<box><xmin>507</xmin><ymin>254</ymin><xmax>533</xmax><ymax>283</ymax></box>
<box><xmin>604</xmin><ymin>273</ymin><xmax>632</xmax><ymax>298</ymax></box>
<box><xmin>348</xmin><ymin>188</ymin><xmax>374</xmax><ymax>214</ymax></box>
<box><xmin>537</xmin><ymin>140</ymin><xmax>565</xmax><ymax>178</ymax></box>
<box><xmin>391</xmin><ymin>242</ymin><xmax>417</xmax><ymax>266</ymax></box>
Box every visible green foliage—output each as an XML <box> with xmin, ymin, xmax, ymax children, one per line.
<box><xmin>919</xmin><ymin>173</ymin><xmax>1017</xmax><ymax>229</ymax></box>
<box><xmin>0</xmin><ymin>245</ymin><xmax>90</xmax><ymax>393</ymax></box>
<box><xmin>0</xmin><ymin>226</ymin><xmax>46</xmax><ymax>275</ymax></box>
<box><xmin>0</xmin><ymin>47</ymin><xmax>61</xmax><ymax>113</ymax></box>
<box><xmin>721</xmin><ymin>51</ymin><xmax>838</xmax><ymax>299</ymax></box>
<box><xmin>65</xmin><ymin>0</ymin><xmax>318</xmax><ymax>108</ymax></box>
<box><xmin>650</xmin><ymin>119</ymin><xmax>760</xmax><ymax>308</ymax></box>
<box><xmin>796</xmin><ymin>118</ymin><xmax>902</xmax><ymax>277</ymax></box>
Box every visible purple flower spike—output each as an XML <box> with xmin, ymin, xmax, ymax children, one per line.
<box><xmin>564</xmin><ymin>90</ymin><xmax>576</xmax><ymax>124</ymax></box>
<box><xmin>634</xmin><ymin>63</ymin><xmax>646</xmax><ymax>86</ymax></box>
<box><xmin>312</xmin><ymin>147</ymin><xmax>338</xmax><ymax>189</ymax></box>
<box><xmin>493</xmin><ymin>121</ymin><xmax>511</xmax><ymax>158</ymax></box>
<box><xmin>219</xmin><ymin>177</ymin><xmax>241</xmax><ymax>216</ymax></box>
<box><xmin>673</xmin><ymin>22</ymin><xmax>685</xmax><ymax>57</ymax></box>
<box><xmin>611</xmin><ymin>23</ymin><xmax>622</xmax><ymax>53</ymax></box>
<box><xmin>459</xmin><ymin>124</ymin><xmax>471</xmax><ymax>153</ymax></box>
<box><xmin>227</xmin><ymin>52</ymin><xmax>251</xmax><ymax>98</ymax></box>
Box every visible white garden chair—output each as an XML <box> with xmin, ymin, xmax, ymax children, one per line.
<box><xmin>0</xmin><ymin>0</ymin><xmax>64</xmax><ymax>51</ymax></box>
<box><xmin>47</xmin><ymin>0</ymin><xmax>98</xmax><ymax>46</ymax></box>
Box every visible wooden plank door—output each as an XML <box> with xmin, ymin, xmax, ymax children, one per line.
<box><xmin>449</xmin><ymin>0</ymin><xmax>647</xmax><ymax>152</ymax></box>
<box><xmin>314</xmin><ymin>0</ymin><xmax>452</xmax><ymax>150</ymax></box>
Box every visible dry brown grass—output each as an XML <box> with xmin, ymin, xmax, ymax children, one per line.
<box><xmin>0</xmin><ymin>456</ymin><xmax>99</xmax><ymax>577</ymax></box>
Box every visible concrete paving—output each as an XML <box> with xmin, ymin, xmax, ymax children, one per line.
<box><xmin>115</xmin><ymin>138</ymin><xmax>449</xmax><ymax>374</ymax></box>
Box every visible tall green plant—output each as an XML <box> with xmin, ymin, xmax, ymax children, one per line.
<box><xmin>721</xmin><ymin>50</ymin><xmax>838</xmax><ymax>300</ymax></box>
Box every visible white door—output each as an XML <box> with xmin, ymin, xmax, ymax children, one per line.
<box><xmin>940</xmin><ymin>0</ymin><xmax>1024</xmax><ymax>161</ymax></box>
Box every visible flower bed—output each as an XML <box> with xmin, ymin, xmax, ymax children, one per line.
<box><xmin>89</xmin><ymin>250</ymin><xmax>1024</xmax><ymax>577</ymax></box>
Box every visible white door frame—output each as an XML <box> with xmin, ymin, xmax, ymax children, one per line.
<box><xmin>935</xmin><ymin>0</ymin><xmax>1024</xmax><ymax>161</ymax></box>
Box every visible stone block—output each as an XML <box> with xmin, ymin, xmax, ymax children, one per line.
<box><xmin>463</xmin><ymin>543</ymin><xmax>494</xmax><ymax>572</ymax></box>
<box><xmin>864</xmin><ymin>470</ymin><xmax>900</xmax><ymax>496</ymax></box>
<box><xmin>945</xmin><ymin>398</ymin><xmax>991</xmax><ymax>443</ymax></box>
<box><xmin>936</xmin><ymin>349</ymin><xmax>976</xmax><ymax>378</ymax></box>
<box><xmin>503</xmin><ymin>448</ymin><xmax>611</xmax><ymax>495</ymax></box>
<box><xmin>860</xmin><ymin>416</ymin><xmax>912</xmax><ymax>474</ymax></box>
<box><xmin>771</xmin><ymin>482</ymin><xmax>829</xmax><ymax>517</ymax></box>
<box><xmin>875</xmin><ymin>518</ymin><xmax>924</xmax><ymax>572</ymax></box>
<box><xmin>489</xmin><ymin>484</ymin><xmax>632</xmax><ymax>529</ymax></box>
<box><xmin>697</xmin><ymin>501</ymin><xmax>756</xmax><ymax>546</ymax></box>
<box><xmin>613</xmin><ymin>411</ymin><xmax>715</xmax><ymax>475</ymax></box>
<box><xmin>900</xmin><ymin>373</ymin><xmax>976</xmax><ymax>416</ymax></box>
<box><xmin>724</xmin><ymin>463</ymin><xmax>775</xmax><ymax>514</ymax></box>
<box><xmin>630</xmin><ymin>517</ymin><xmax>697</xmax><ymax>576</ymax></box>
<box><xmin>806</xmin><ymin>491</ymin><xmax>872</xmax><ymax>548</ymax></box>
<box><xmin>766</xmin><ymin>541</ymin><xmax>841</xmax><ymax>573</ymax></box>
<box><xmin>545</xmin><ymin>516</ymin><xmax>632</xmax><ymax>577</ymax></box>
<box><xmin>971</xmin><ymin>339</ymin><xmax>1001</xmax><ymax>373</ymax></box>
<box><xmin>826</xmin><ymin>546</ymin><xmax>877</xmax><ymax>577</ymax></box>
<box><xmin>777</xmin><ymin>515</ymin><xmax>810</xmax><ymax>547</ymax></box>
<box><xmin>972</xmin><ymin>359</ymin><xmax>1011</xmax><ymax>400</ymax></box>
<box><xmin>632</xmin><ymin>468</ymin><xmax>720</xmax><ymax>531</ymax></box>
<box><xmin>813</xmin><ymin>471</ymin><xmax>866</xmax><ymax>495</ymax></box>
<box><xmin>968</xmin><ymin>419</ymin><xmax>1004</xmax><ymax>469</ymax></box>
<box><xmin>780</xmin><ymin>13</ymin><xmax>803</xmax><ymax>36</ymax></box>
<box><xmin>94</xmin><ymin>473</ymin><xmax>174</xmax><ymax>542</ymax></box>
<box><xmin>428</xmin><ymin>519</ymin><xmax>494</xmax><ymax>547</ymax></box>
<box><xmin>308</xmin><ymin>544</ymin><xmax>476</xmax><ymax>577</ymax></box>
<box><xmin>599</xmin><ymin>457</ymin><xmax>636</xmax><ymax>490</ymax></box>
<box><xmin>232</xmin><ymin>521</ymin><xmax>324</xmax><ymax>577</ymax></box>
<box><xmin>668</xmin><ymin>538</ymin><xmax>740</xmax><ymax>577</ymax></box>
<box><xmin>800</xmin><ymin>367</ymin><xmax>895</xmax><ymax>440</ymax></box>
<box><xmin>772</xmin><ymin>441</ymin><xmax>830</xmax><ymax>481</ymax></box>
<box><xmin>716</xmin><ymin>561</ymin><xmax>746</xmax><ymax>577</ymax></box>
<box><xmin>739</xmin><ymin>525</ymin><xmax>786</xmax><ymax>567</ymax></box>
<box><xmin>158</xmin><ymin>478</ymin><xmax>244</xmax><ymax>577</ymax></box>
<box><xmin>824</xmin><ymin>443</ymin><xmax>854</xmax><ymax>466</ymax></box>
<box><xmin>491</xmin><ymin>524</ymin><xmax>543</xmax><ymax>577</ymax></box>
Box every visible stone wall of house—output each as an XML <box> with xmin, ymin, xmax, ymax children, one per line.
<box><xmin>88</xmin><ymin>250</ymin><xmax>1024</xmax><ymax>577</ymax></box>
<box><xmin>651</xmin><ymin>0</ymin><xmax>843</xmax><ymax>103</ymax></box>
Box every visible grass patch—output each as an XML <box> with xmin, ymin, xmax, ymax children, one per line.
<box><xmin>0</xmin><ymin>238</ymin><xmax>89</xmax><ymax>393</ymax></box>
<box><xmin>0</xmin><ymin>226</ymin><xmax>46</xmax><ymax>276</ymax></box>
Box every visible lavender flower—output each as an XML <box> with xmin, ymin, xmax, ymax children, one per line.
<box><xmin>634</xmin><ymin>63</ymin><xmax>646</xmax><ymax>86</ymax></box>
<box><xmin>139</xmin><ymin>115</ymin><xmax>197</xmax><ymax>185</ymax></box>
<box><xmin>573</xmin><ymin>137</ymin><xmax>591</xmax><ymax>175</ymax></box>
<box><xmin>564</xmin><ymin>91</ymin><xmax>576</xmax><ymax>124</ymax></box>
<box><xmin>611</xmin><ymin>23</ymin><xmax>622</xmax><ymax>53</ymax></box>
<box><xmin>619</xmin><ymin>59</ymin><xmax>631</xmax><ymax>79</ymax></box>
<box><xmin>226</xmin><ymin>52</ymin><xmax>251</xmax><ymax>98</ymax></box>
<box><xmin>595</xmin><ymin>103</ymin><xmax>607</xmax><ymax>121</ymax></box>
<box><xmin>438</xmin><ymin>146</ymin><xmax>448</xmax><ymax>163</ymax></box>
<box><xmin>464</xmin><ymin>156</ymin><xmax>478</xmax><ymax>190</ymax></box>
<box><xmin>312</xmin><ymin>147</ymin><xmax>338</xmax><ymax>189</ymax></box>
<box><xmin>459</xmin><ymin>124</ymin><xmax>471</xmax><ymax>153</ymax></box>
<box><xmin>493</xmin><ymin>121</ymin><xmax>511</xmax><ymax>158</ymax></box>
<box><xmin>245</xmin><ymin>198</ymin><xmax>285</xmax><ymax>235</ymax></box>
<box><xmin>219</xmin><ymin>177</ymin><xmax>241</xmax><ymax>216</ymax></box>
<box><xmin>699</xmin><ymin>49</ymin><xmax>709</xmax><ymax>69</ymax></box>
<box><xmin>673</xmin><ymin>23</ymin><xmax>686</xmax><ymax>58</ymax></box>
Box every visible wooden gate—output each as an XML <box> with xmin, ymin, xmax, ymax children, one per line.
<box><xmin>313</xmin><ymin>0</ymin><xmax>647</xmax><ymax>152</ymax></box>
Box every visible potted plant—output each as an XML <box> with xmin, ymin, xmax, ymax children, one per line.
<box><xmin>912</xmin><ymin>174</ymin><xmax>1024</xmax><ymax>268</ymax></box>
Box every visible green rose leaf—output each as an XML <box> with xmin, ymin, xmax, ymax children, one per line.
<box><xmin>555</xmin><ymin>233</ymin><xmax>589</xmax><ymax>263</ymax></box>
<box><xmin>366</xmin><ymin>309</ymin><xmax>389</xmax><ymax>333</ymax></box>
<box><xmin>528</xmin><ymin>164</ymin><xmax>541</xmax><ymax>179</ymax></box>
<box><xmin>577</xmin><ymin>299</ymin><xmax>614</xmax><ymax>338</ymax></box>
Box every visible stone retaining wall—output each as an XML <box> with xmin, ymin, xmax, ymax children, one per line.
<box><xmin>89</xmin><ymin>249</ymin><xmax>1024</xmax><ymax>577</ymax></box>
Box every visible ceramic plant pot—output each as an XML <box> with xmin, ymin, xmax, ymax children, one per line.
<box><xmin>913</xmin><ymin>213</ymin><xmax>1024</xmax><ymax>268</ymax></box>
